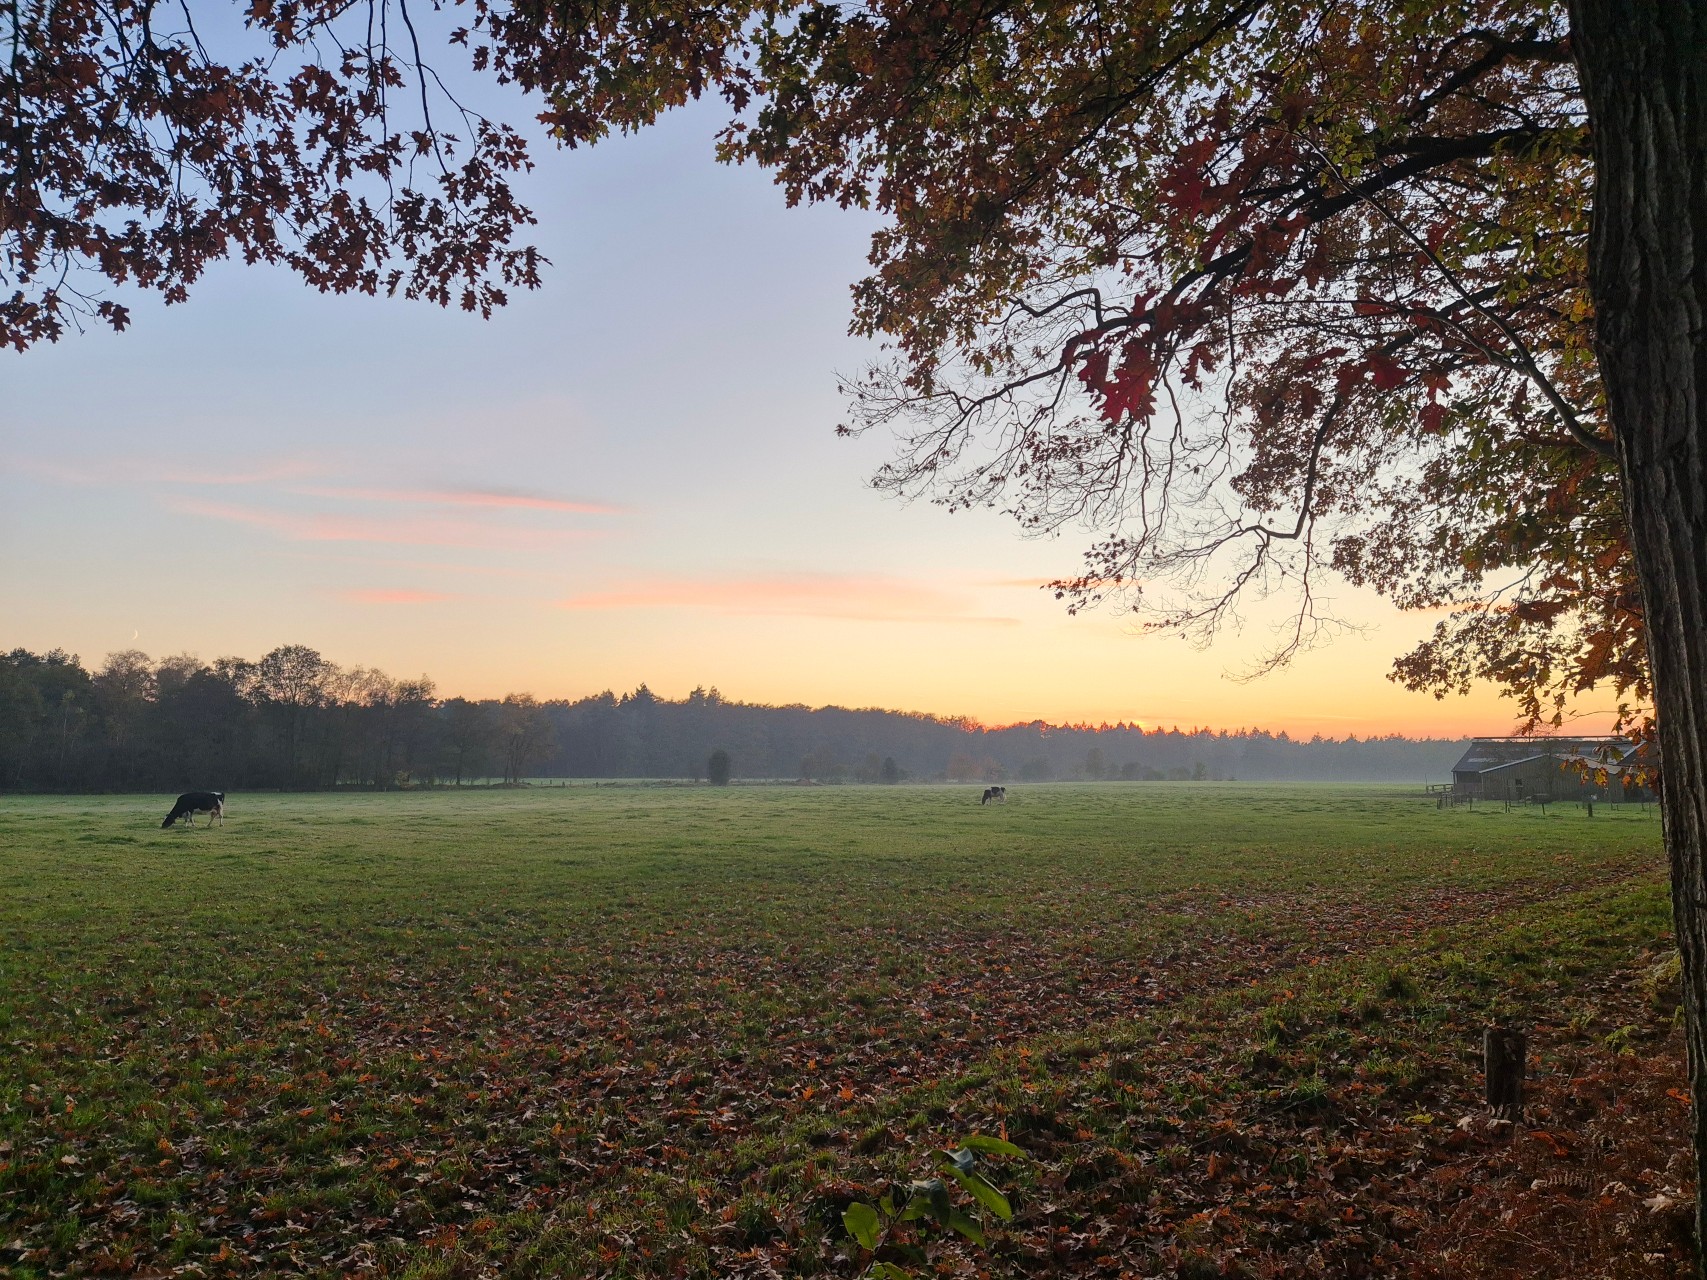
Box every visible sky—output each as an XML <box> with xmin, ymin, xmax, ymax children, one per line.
<box><xmin>0</xmin><ymin>83</ymin><xmax>1597</xmax><ymax>738</ymax></box>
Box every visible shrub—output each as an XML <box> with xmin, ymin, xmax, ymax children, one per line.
<box><xmin>707</xmin><ymin>749</ymin><xmax>732</xmax><ymax>786</ymax></box>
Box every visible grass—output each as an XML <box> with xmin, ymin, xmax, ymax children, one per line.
<box><xmin>0</xmin><ymin>783</ymin><xmax>1684</xmax><ymax>1278</ymax></box>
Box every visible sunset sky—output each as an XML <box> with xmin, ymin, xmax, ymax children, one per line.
<box><xmin>0</xmin><ymin>97</ymin><xmax>1599</xmax><ymax>738</ymax></box>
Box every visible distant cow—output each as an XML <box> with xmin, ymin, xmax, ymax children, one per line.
<box><xmin>162</xmin><ymin>791</ymin><xmax>225</xmax><ymax>828</ymax></box>
<box><xmin>980</xmin><ymin>785</ymin><xmax>1007</xmax><ymax>805</ymax></box>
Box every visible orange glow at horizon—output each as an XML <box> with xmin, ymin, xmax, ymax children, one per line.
<box><xmin>392</xmin><ymin>593</ymin><xmax>1594</xmax><ymax>742</ymax></box>
<box><xmin>559</xmin><ymin>573</ymin><xmax>1021</xmax><ymax>626</ymax></box>
<box><xmin>3</xmin><ymin>454</ymin><xmax>1603</xmax><ymax>743</ymax></box>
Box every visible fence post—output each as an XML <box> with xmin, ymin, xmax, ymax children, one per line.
<box><xmin>1484</xmin><ymin>1025</ymin><xmax>1525</xmax><ymax>1121</ymax></box>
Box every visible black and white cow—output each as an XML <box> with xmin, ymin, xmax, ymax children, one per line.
<box><xmin>162</xmin><ymin>791</ymin><xmax>225</xmax><ymax>828</ymax></box>
<box><xmin>980</xmin><ymin>785</ymin><xmax>1007</xmax><ymax>805</ymax></box>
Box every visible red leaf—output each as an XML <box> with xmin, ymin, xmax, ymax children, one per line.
<box><xmin>1368</xmin><ymin>352</ymin><xmax>1406</xmax><ymax>390</ymax></box>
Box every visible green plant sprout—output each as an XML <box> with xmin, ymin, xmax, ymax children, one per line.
<box><xmin>842</xmin><ymin>1134</ymin><xmax>1023</xmax><ymax>1279</ymax></box>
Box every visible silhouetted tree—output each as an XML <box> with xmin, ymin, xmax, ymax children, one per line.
<box><xmin>92</xmin><ymin>650</ymin><xmax>153</xmax><ymax>786</ymax></box>
<box><xmin>151</xmin><ymin>657</ymin><xmax>250</xmax><ymax>789</ymax></box>
<box><xmin>0</xmin><ymin>657</ymin><xmax>44</xmax><ymax>788</ymax></box>
<box><xmin>440</xmin><ymin>699</ymin><xmax>497</xmax><ymax>785</ymax></box>
<box><xmin>252</xmin><ymin>645</ymin><xmax>331</xmax><ymax>785</ymax></box>
<box><xmin>945</xmin><ymin>751</ymin><xmax>980</xmax><ymax>782</ymax></box>
<box><xmin>498</xmin><ymin>694</ymin><xmax>554</xmax><ymax>784</ymax></box>
<box><xmin>707</xmin><ymin>749</ymin><xmax>732</xmax><ymax>787</ymax></box>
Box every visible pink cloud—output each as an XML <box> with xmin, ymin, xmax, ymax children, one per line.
<box><xmin>559</xmin><ymin>574</ymin><xmax>1019</xmax><ymax>626</ymax></box>
<box><xmin>294</xmin><ymin>484</ymin><xmax>625</xmax><ymax>515</ymax></box>
<box><xmin>338</xmin><ymin>588</ymin><xmax>456</xmax><ymax>604</ymax></box>
<box><xmin>172</xmin><ymin>499</ymin><xmax>598</xmax><ymax>551</ymax></box>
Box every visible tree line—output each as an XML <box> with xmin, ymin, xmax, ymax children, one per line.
<box><xmin>0</xmin><ymin>644</ymin><xmax>1472</xmax><ymax>792</ymax></box>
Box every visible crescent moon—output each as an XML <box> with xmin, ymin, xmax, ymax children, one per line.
<box><xmin>131</xmin><ymin>629</ymin><xmax>139</xmax><ymax>641</ymax></box>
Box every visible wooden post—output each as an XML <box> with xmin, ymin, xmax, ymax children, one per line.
<box><xmin>1485</xmin><ymin>1026</ymin><xmax>1525</xmax><ymax>1121</ymax></box>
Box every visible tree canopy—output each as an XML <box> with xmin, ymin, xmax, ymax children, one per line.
<box><xmin>498</xmin><ymin>0</ymin><xmax>1639</xmax><ymax>729</ymax></box>
<box><xmin>0</xmin><ymin>0</ymin><xmax>540</xmax><ymax>348</ymax></box>
<box><xmin>3</xmin><ymin>0</ymin><xmax>1643</xmax><ymax>735</ymax></box>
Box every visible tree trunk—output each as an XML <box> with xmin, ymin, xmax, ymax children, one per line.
<box><xmin>1571</xmin><ymin>2</ymin><xmax>1707</xmax><ymax>1266</ymax></box>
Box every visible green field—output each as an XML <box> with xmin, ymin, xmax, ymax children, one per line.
<box><xmin>0</xmin><ymin>785</ymin><xmax>1688</xmax><ymax>1278</ymax></box>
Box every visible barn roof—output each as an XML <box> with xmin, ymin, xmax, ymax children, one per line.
<box><xmin>1451</xmin><ymin>736</ymin><xmax>1634</xmax><ymax>776</ymax></box>
<box><xmin>1554</xmin><ymin>745</ymin><xmax>1646</xmax><ymax>773</ymax></box>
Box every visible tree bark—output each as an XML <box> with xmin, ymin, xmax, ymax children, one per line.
<box><xmin>1571</xmin><ymin>2</ymin><xmax>1707</xmax><ymax>1267</ymax></box>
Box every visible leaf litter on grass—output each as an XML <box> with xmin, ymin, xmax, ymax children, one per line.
<box><xmin>0</xmin><ymin>785</ymin><xmax>1684</xmax><ymax>1277</ymax></box>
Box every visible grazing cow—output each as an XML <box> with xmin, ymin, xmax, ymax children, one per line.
<box><xmin>980</xmin><ymin>785</ymin><xmax>1007</xmax><ymax>805</ymax></box>
<box><xmin>162</xmin><ymin>791</ymin><xmax>225</xmax><ymax>828</ymax></box>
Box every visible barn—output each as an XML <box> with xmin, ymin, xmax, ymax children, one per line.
<box><xmin>1450</xmin><ymin>736</ymin><xmax>1651</xmax><ymax>802</ymax></box>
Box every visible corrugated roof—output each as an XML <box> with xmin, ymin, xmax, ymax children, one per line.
<box><xmin>1451</xmin><ymin>736</ymin><xmax>1633</xmax><ymax>776</ymax></box>
<box><xmin>1463</xmin><ymin>754</ymin><xmax>1550</xmax><ymax>775</ymax></box>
